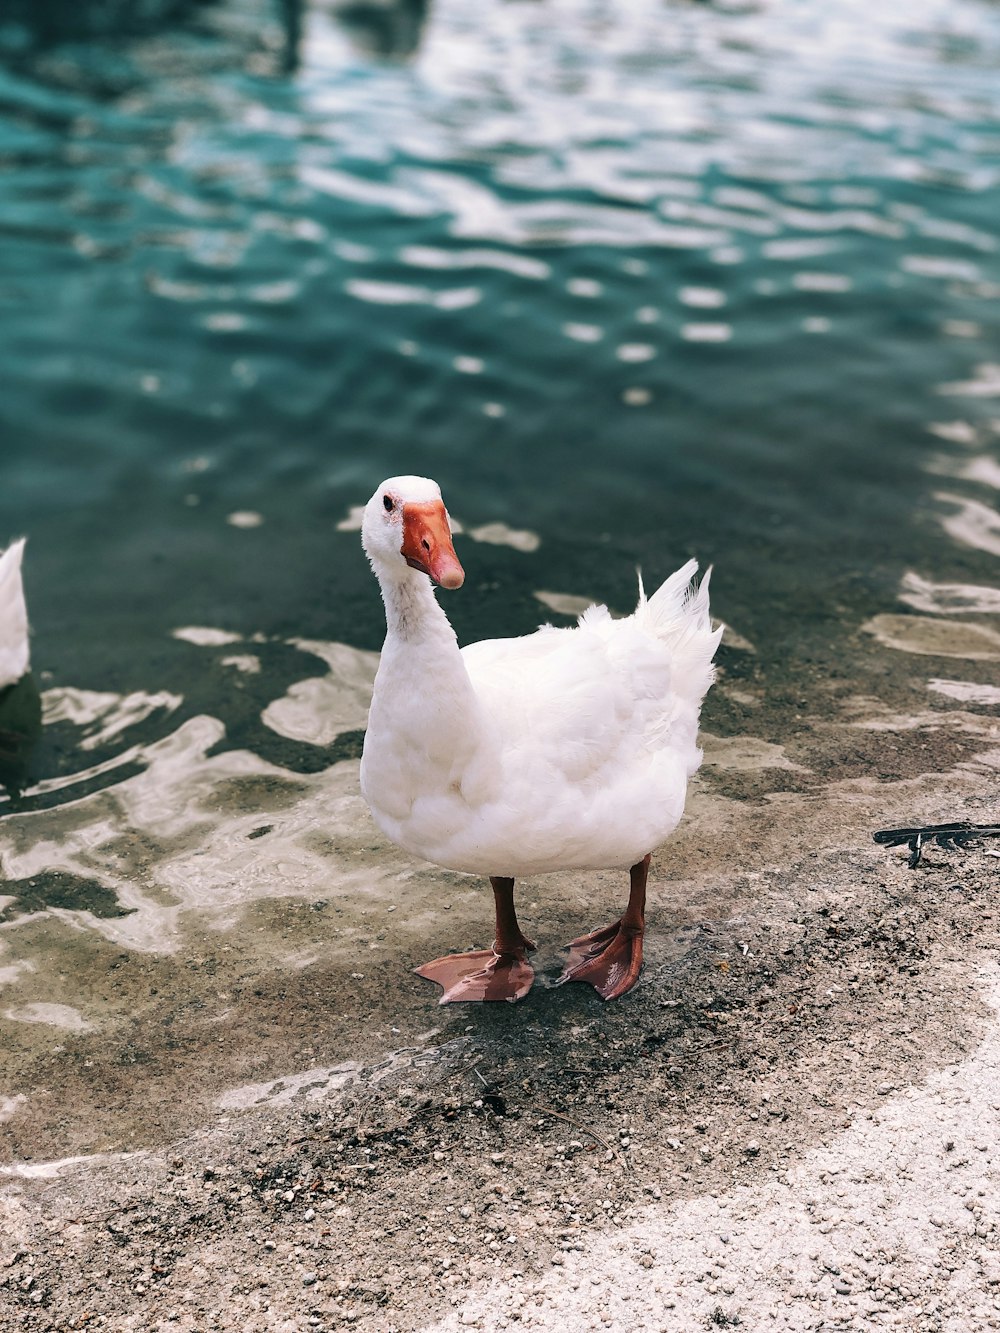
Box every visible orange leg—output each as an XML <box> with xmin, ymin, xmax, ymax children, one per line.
<box><xmin>415</xmin><ymin>877</ymin><xmax>535</xmax><ymax>1004</ymax></box>
<box><xmin>558</xmin><ymin>855</ymin><xmax>649</xmax><ymax>1000</ymax></box>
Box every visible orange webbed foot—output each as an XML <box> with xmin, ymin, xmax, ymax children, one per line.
<box><xmin>415</xmin><ymin>945</ymin><xmax>535</xmax><ymax>1004</ymax></box>
<box><xmin>557</xmin><ymin>920</ymin><xmax>643</xmax><ymax>1000</ymax></box>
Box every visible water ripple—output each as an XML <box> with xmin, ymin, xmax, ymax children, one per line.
<box><xmin>2</xmin><ymin>0</ymin><xmax>1000</xmax><ymax>1154</ymax></box>
<box><xmin>344</xmin><ymin>277</ymin><xmax>481</xmax><ymax>308</ymax></box>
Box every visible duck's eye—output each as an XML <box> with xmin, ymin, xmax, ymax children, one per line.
<box><xmin>383</xmin><ymin>495</ymin><xmax>394</xmax><ymax>513</ymax></box>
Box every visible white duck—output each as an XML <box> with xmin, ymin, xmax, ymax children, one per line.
<box><xmin>0</xmin><ymin>539</ymin><xmax>29</xmax><ymax>691</ymax></box>
<box><xmin>360</xmin><ymin>477</ymin><xmax>720</xmax><ymax>1003</ymax></box>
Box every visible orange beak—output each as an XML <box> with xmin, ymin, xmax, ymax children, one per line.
<box><xmin>400</xmin><ymin>501</ymin><xmax>465</xmax><ymax>590</ymax></box>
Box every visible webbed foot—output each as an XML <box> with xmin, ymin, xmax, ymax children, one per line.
<box><xmin>416</xmin><ymin>944</ymin><xmax>535</xmax><ymax>1004</ymax></box>
<box><xmin>557</xmin><ymin>921</ymin><xmax>643</xmax><ymax>1000</ymax></box>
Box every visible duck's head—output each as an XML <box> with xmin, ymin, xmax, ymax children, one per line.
<box><xmin>362</xmin><ymin>476</ymin><xmax>465</xmax><ymax>591</ymax></box>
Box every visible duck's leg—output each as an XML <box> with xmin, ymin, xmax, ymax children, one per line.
<box><xmin>415</xmin><ymin>877</ymin><xmax>536</xmax><ymax>1004</ymax></box>
<box><xmin>558</xmin><ymin>854</ymin><xmax>649</xmax><ymax>1000</ymax></box>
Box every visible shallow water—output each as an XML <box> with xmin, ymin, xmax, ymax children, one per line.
<box><xmin>1</xmin><ymin>0</ymin><xmax>999</xmax><ymax>1157</ymax></box>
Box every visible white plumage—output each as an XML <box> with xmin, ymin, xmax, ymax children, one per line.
<box><xmin>359</xmin><ymin>476</ymin><xmax>720</xmax><ymax>1002</ymax></box>
<box><xmin>0</xmin><ymin>539</ymin><xmax>29</xmax><ymax>691</ymax></box>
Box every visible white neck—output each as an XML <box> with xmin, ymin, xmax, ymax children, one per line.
<box><xmin>362</xmin><ymin>558</ymin><xmax>497</xmax><ymax>843</ymax></box>
<box><xmin>367</xmin><ymin>564</ymin><xmax>485</xmax><ymax>767</ymax></box>
<box><xmin>378</xmin><ymin>566</ymin><xmax>455</xmax><ymax>648</ymax></box>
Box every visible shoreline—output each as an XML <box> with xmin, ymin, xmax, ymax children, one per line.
<box><xmin>3</xmin><ymin>703</ymin><xmax>1000</xmax><ymax>1330</ymax></box>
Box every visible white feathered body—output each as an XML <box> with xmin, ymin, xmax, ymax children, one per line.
<box><xmin>0</xmin><ymin>539</ymin><xmax>29</xmax><ymax>691</ymax></box>
<box><xmin>361</xmin><ymin>559</ymin><xmax>721</xmax><ymax>877</ymax></box>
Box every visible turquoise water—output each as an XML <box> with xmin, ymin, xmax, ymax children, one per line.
<box><xmin>2</xmin><ymin>0</ymin><xmax>998</xmax><ymax>720</ymax></box>
<box><xmin>1</xmin><ymin>0</ymin><xmax>1000</xmax><ymax>1157</ymax></box>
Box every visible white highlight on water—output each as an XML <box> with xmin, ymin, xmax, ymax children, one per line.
<box><xmin>792</xmin><ymin>272</ymin><xmax>852</xmax><ymax>291</ymax></box>
<box><xmin>173</xmin><ymin>627</ymin><xmax>244</xmax><ymax>646</ymax></box>
<box><xmin>567</xmin><ymin>278</ymin><xmax>603</xmax><ymax>297</ymax></box>
<box><xmin>562</xmin><ymin>322</ymin><xmax>604</xmax><ymax>342</ymax></box>
<box><xmin>900</xmin><ymin>572</ymin><xmax>1000</xmax><ymax>616</ymax></box>
<box><xmin>345</xmin><ymin>279</ymin><xmax>481</xmax><ymax>310</ymax></box>
<box><xmin>681</xmin><ymin>323</ymin><xmax>733</xmax><ymax>342</ymax></box>
<box><xmin>616</xmin><ymin>343</ymin><xmax>657</xmax><ymax>362</ymax></box>
<box><xmin>534</xmin><ymin>590</ymin><xmax>599</xmax><ymax>618</ymax></box>
<box><xmin>42</xmin><ymin>688</ymin><xmax>183</xmax><ymax>751</ymax></box>
<box><xmin>938</xmin><ymin>364</ymin><xmax>1000</xmax><ymax>398</ymax></box>
<box><xmin>935</xmin><ymin>493</ymin><xmax>1000</xmax><ymax>557</ymax></box>
<box><xmin>679</xmin><ymin>287</ymin><xmax>726</xmax><ymax>308</ymax></box>
<box><xmin>467</xmin><ymin>523</ymin><xmax>540</xmax><ymax>553</ymax></box>
<box><xmin>262</xmin><ymin>640</ymin><xmax>380</xmax><ymax>746</ymax></box>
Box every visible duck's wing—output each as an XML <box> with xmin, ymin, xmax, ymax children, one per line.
<box><xmin>461</xmin><ymin>615</ymin><xmax>693</xmax><ymax>790</ymax></box>
<box><xmin>462</xmin><ymin>562</ymin><xmax>721</xmax><ymax>784</ymax></box>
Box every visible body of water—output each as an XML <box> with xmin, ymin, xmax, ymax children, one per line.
<box><xmin>1</xmin><ymin>0</ymin><xmax>999</xmax><ymax>1157</ymax></box>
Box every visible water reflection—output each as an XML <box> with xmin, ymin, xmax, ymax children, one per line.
<box><xmin>0</xmin><ymin>0</ymin><xmax>306</xmax><ymax>80</ymax></box>
<box><xmin>279</xmin><ymin>0</ymin><xmax>304</xmax><ymax>71</ymax></box>
<box><xmin>329</xmin><ymin>0</ymin><xmax>429</xmax><ymax>59</ymax></box>
<box><xmin>0</xmin><ymin>0</ymin><xmax>212</xmax><ymax>46</ymax></box>
<box><xmin>0</xmin><ymin>0</ymin><xmax>428</xmax><ymax>74</ymax></box>
<box><xmin>0</xmin><ymin>674</ymin><xmax>41</xmax><ymax>803</ymax></box>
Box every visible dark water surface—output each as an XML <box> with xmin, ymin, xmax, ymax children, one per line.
<box><xmin>1</xmin><ymin>0</ymin><xmax>999</xmax><ymax>1155</ymax></box>
<box><xmin>2</xmin><ymin>0</ymin><xmax>998</xmax><ymax>694</ymax></box>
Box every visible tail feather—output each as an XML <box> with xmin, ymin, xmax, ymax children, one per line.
<box><xmin>635</xmin><ymin>559</ymin><xmax>723</xmax><ymax>697</ymax></box>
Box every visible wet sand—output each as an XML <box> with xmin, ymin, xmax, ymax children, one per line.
<box><xmin>2</xmin><ymin>633</ymin><xmax>999</xmax><ymax>1331</ymax></box>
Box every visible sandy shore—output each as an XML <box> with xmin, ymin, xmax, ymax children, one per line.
<box><xmin>3</xmin><ymin>665</ymin><xmax>1000</xmax><ymax>1331</ymax></box>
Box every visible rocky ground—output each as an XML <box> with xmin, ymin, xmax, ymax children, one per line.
<box><xmin>2</xmin><ymin>694</ymin><xmax>1000</xmax><ymax>1331</ymax></box>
